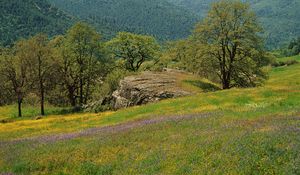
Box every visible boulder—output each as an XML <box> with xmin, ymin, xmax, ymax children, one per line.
<box><xmin>111</xmin><ymin>71</ymin><xmax>191</xmax><ymax>109</ymax></box>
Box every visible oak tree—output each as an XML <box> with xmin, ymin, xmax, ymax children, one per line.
<box><xmin>0</xmin><ymin>46</ymin><xmax>30</xmax><ymax>117</ymax></box>
<box><xmin>192</xmin><ymin>0</ymin><xmax>269</xmax><ymax>89</ymax></box>
<box><xmin>25</xmin><ymin>34</ymin><xmax>58</xmax><ymax>116</ymax></box>
<box><xmin>107</xmin><ymin>32</ymin><xmax>160</xmax><ymax>72</ymax></box>
<box><xmin>54</xmin><ymin>23</ymin><xmax>104</xmax><ymax>106</ymax></box>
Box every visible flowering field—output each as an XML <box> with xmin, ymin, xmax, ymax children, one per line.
<box><xmin>0</xmin><ymin>56</ymin><xmax>299</xmax><ymax>174</ymax></box>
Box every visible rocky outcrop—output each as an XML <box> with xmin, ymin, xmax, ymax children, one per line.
<box><xmin>111</xmin><ymin>71</ymin><xmax>191</xmax><ymax>109</ymax></box>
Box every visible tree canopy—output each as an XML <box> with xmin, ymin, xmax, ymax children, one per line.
<box><xmin>287</xmin><ymin>37</ymin><xmax>300</xmax><ymax>56</ymax></box>
<box><xmin>0</xmin><ymin>45</ymin><xmax>31</xmax><ymax>117</ymax></box>
<box><xmin>107</xmin><ymin>32</ymin><xmax>160</xmax><ymax>72</ymax></box>
<box><xmin>0</xmin><ymin>23</ymin><xmax>111</xmax><ymax>116</ymax></box>
<box><xmin>164</xmin><ymin>0</ymin><xmax>271</xmax><ymax>89</ymax></box>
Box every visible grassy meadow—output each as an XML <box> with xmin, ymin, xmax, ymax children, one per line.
<box><xmin>0</xmin><ymin>55</ymin><xmax>299</xmax><ymax>174</ymax></box>
<box><xmin>0</xmin><ymin>104</ymin><xmax>73</xmax><ymax>122</ymax></box>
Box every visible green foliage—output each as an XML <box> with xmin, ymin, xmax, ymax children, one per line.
<box><xmin>282</xmin><ymin>37</ymin><xmax>300</xmax><ymax>56</ymax></box>
<box><xmin>161</xmin><ymin>39</ymin><xmax>216</xmax><ymax>80</ymax></box>
<box><xmin>1</xmin><ymin>0</ymin><xmax>299</xmax><ymax>50</ymax></box>
<box><xmin>271</xmin><ymin>55</ymin><xmax>300</xmax><ymax>67</ymax></box>
<box><xmin>85</xmin><ymin>67</ymin><xmax>128</xmax><ymax>113</ymax></box>
<box><xmin>23</xmin><ymin>93</ymin><xmax>40</xmax><ymax>106</ymax></box>
<box><xmin>0</xmin><ymin>23</ymin><xmax>112</xmax><ymax>116</ymax></box>
<box><xmin>92</xmin><ymin>68</ymin><xmax>128</xmax><ymax>101</ymax></box>
<box><xmin>0</xmin><ymin>44</ymin><xmax>33</xmax><ymax>117</ymax></box>
<box><xmin>167</xmin><ymin>0</ymin><xmax>300</xmax><ymax>49</ymax></box>
<box><xmin>103</xmin><ymin>69</ymin><xmax>128</xmax><ymax>95</ymax></box>
<box><xmin>48</xmin><ymin>0</ymin><xmax>198</xmax><ymax>41</ymax></box>
<box><xmin>0</xmin><ymin>49</ymin><xmax>14</xmax><ymax>105</ymax></box>
<box><xmin>53</xmin><ymin>22</ymin><xmax>108</xmax><ymax>106</ymax></box>
<box><xmin>0</xmin><ymin>0</ymin><xmax>72</xmax><ymax>46</ymax></box>
<box><xmin>18</xmin><ymin>34</ymin><xmax>59</xmax><ymax>115</ymax></box>
<box><xmin>107</xmin><ymin>32</ymin><xmax>160</xmax><ymax>72</ymax></box>
<box><xmin>272</xmin><ymin>60</ymin><xmax>298</xmax><ymax>67</ymax></box>
<box><xmin>178</xmin><ymin>0</ymin><xmax>270</xmax><ymax>89</ymax></box>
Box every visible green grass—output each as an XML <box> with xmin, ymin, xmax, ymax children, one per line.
<box><xmin>0</xmin><ymin>104</ymin><xmax>72</xmax><ymax>122</ymax></box>
<box><xmin>183</xmin><ymin>80</ymin><xmax>221</xmax><ymax>92</ymax></box>
<box><xmin>0</xmin><ymin>56</ymin><xmax>299</xmax><ymax>174</ymax></box>
<box><xmin>175</xmin><ymin>73</ymin><xmax>221</xmax><ymax>93</ymax></box>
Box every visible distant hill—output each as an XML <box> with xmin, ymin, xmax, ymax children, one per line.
<box><xmin>48</xmin><ymin>0</ymin><xmax>198</xmax><ymax>41</ymax></box>
<box><xmin>167</xmin><ymin>0</ymin><xmax>300</xmax><ymax>48</ymax></box>
<box><xmin>0</xmin><ymin>0</ymin><xmax>73</xmax><ymax>45</ymax></box>
<box><xmin>1</xmin><ymin>0</ymin><xmax>299</xmax><ymax>49</ymax></box>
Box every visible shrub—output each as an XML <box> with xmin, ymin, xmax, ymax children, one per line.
<box><xmin>24</xmin><ymin>93</ymin><xmax>39</xmax><ymax>106</ymax></box>
<box><xmin>272</xmin><ymin>60</ymin><xmax>298</xmax><ymax>67</ymax></box>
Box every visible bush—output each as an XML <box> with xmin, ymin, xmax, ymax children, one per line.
<box><xmin>24</xmin><ymin>93</ymin><xmax>39</xmax><ymax>106</ymax></box>
<box><xmin>83</xmin><ymin>100</ymin><xmax>111</xmax><ymax>113</ymax></box>
<box><xmin>94</xmin><ymin>68</ymin><xmax>128</xmax><ymax>99</ymax></box>
<box><xmin>272</xmin><ymin>60</ymin><xmax>298</xmax><ymax>67</ymax></box>
<box><xmin>87</xmin><ymin>68</ymin><xmax>128</xmax><ymax>112</ymax></box>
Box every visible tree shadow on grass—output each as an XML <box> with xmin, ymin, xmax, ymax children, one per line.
<box><xmin>184</xmin><ymin>80</ymin><xmax>221</xmax><ymax>92</ymax></box>
<box><xmin>0</xmin><ymin>106</ymin><xmax>83</xmax><ymax>123</ymax></box>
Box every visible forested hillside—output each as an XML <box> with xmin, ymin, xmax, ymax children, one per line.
<box><xmin>1</xmin><ymin>0</ymin><xmax>299</xmax><ymax>48</ymax></box>
<box><xmin>0</xmin><ymin>0</ymin><xmax>73</xmax><ymax>45</ymax></box>
<box><xmin>167</xmin><ymin>0</ymin><xmax>300</xmax><ymax>48</ymax></box>
<box><xmin>48</xmin><ymin>0</ymin><xmax>198</xmax><ymax>40</ymax></box>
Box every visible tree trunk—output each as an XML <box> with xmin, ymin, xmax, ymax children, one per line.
<box><xmin>221</xmin><ymin>66</ymin><xmax>230</xmax><ymax>89</ymax></box>
<box><xmin>68</xmin><ymin>86</ymin><xmax>76</xmax><ymax>107</ymax></box>
<box><xmin>85</xmin><ymin>56</ymin><xmax>93</xmax><ymax>104</ymax></box>
<box><xmin>70</xmin><ymin>97</ymin><xmax>76</xmax><ymax>107</ymax></box>
<box><xmin>17</xmin><ymin>96</ymin><xmax>22</xmax><ymax>117</ymax></box>
<box><xmin>85</xmin><ymin>78</ymin><xmax>90</xmax><ymax>104</ymax></box>
<box><xmin>38</xmin><ymin>55</ymin><xmax>45</xmax><ymax>116</ymax></box>
<box><xmin>222</xmin><ymin>75</ymin><xmax>231</xmax><ymax>89</ymax></box>
<box><xmin>80</xmin><ymin>78</ymin><xmax>83</xmax><ymax>105</ymax></box>
<box><xmin>222</xmin><ymin>81</ymin><xmax>230</xmax><ymax>89</ymax></box>
<box><xmin>40</xmin><ymin>85</ymin><xmax>45</xmax><ymax>116</ymax></box>
<box><xmin>79</xmin><ymin>62</ymin><xmax>84</xmax><ymax>105</ymax></box>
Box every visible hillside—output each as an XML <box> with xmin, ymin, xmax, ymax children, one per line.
<box><xmin>0</xmin><ymin>0</ymin><xmax>73</xmax><ymax>45</ymax></box>
<box><xmin>167</xmin><ymin>0</ymin><xmax>300</xmax><ymax>48</ymax></box>
<box><xmin>48</xmin><ymin>0</ymin><xmax>198</xmax><ymax>40</ymax></box>
<box><xmin>1</xmin><ymin>0</ymin><xmax>298</xmax><ymax>48</ymax></box>
<box><xmin>0</xmin><ymin>56</ymin><xmax>299</xmax><ymax>174</ymax></box>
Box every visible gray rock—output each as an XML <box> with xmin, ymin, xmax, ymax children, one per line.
<box><xmin>111</xmin><ymin>71</ymin><xmax>191</xmax><ymax>109</ymax></box>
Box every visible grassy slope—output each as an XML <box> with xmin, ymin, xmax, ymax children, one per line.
<box><xmin>0</xmin><ymin>56</ymin><xmax>299</xmax><ymax>174</ymax></box>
